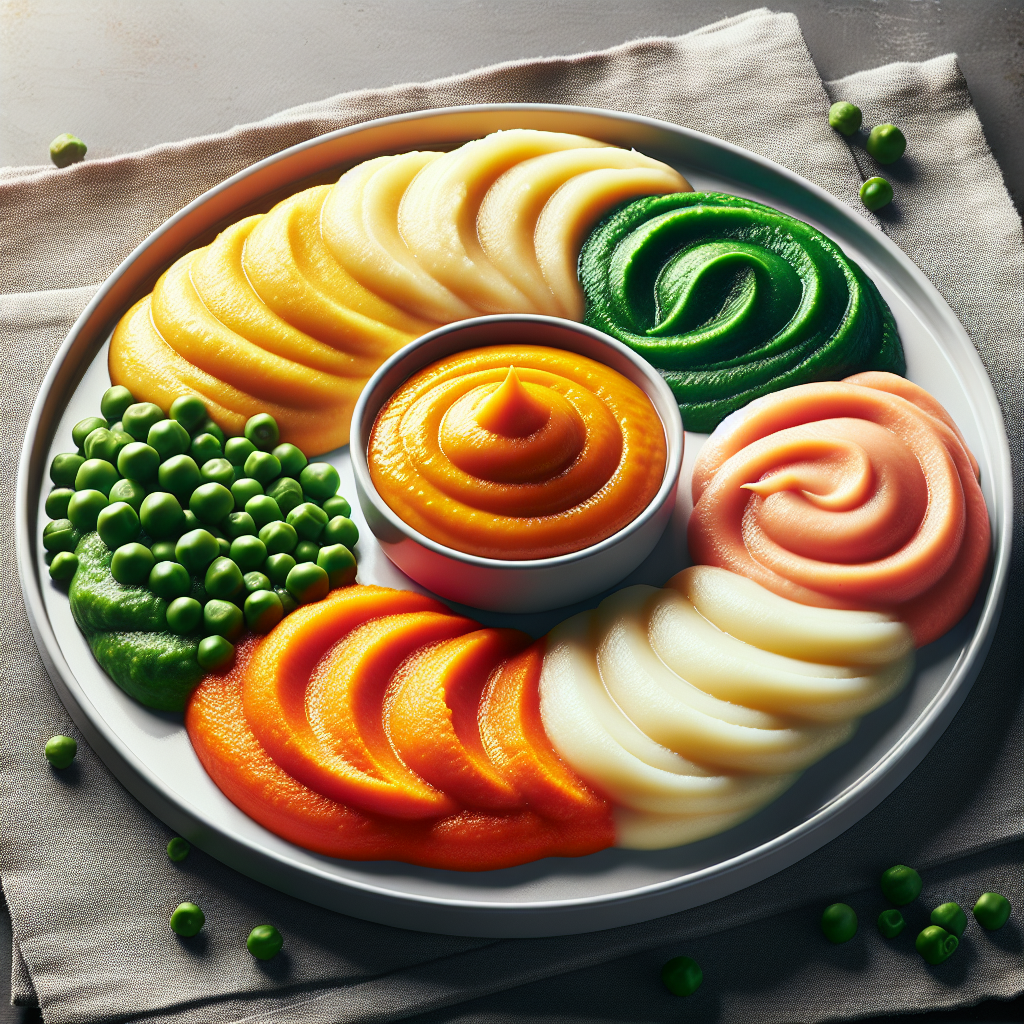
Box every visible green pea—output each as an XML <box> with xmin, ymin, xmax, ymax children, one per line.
<box><xmin>259</xmin><ymin>521</ymin><xmax>297</xmax><ymax>556</ymax></box>
<box><xmin>317</xmin><ymin>543</ymin><xmax>357</xmax><ymax>588</ymax></box>
<box><xmin>110</xmin><ymin>542</ymin><xmax>155</xmax><ymax>585</ymax></box>
<box><xmin>860</xmin><ymin>176</ymin><xmax>893</xmax><ymax>211</ymax></box>
<box><xmin>972</xmin><ymin>892</ymin><xmax>1011</xmax><ymax>931</ymax></box>
<box><xmin>877</xmin><ymin>909</ymin><xmax>905</xmax><ymax>939</ymax></box>
<box><xmin>44</xmin><ymin>735</ymin><xmax>77</xmax><ymax>769</ymax></box>
<box><xmin>49</xmin><ymin>550</ymin><xmax>79</xmax><ymax>581</ymax></box>
<box><xmin>821</xmin><ymin>903</ymin><xmax>857</xmax><ymax>944</ymax></box>
<box><xmin>246</xmin><ymin>924</ymin><xmax>284</xmax><ymax>961</ymax></box>
<box><xmin>225</xmin><ymin>436</ymin><xmax>257</xmax><ymax>467</ymax></box>
<box><xmin>244</xmin><ymin>571</ymin><xmax>272</xmax><ymax>595</ymax></box>
<box><xmin>158</xmin><ymin>454</ymin><xmax>201</xmax><ymax>498</ymax></box>
<box><xmin>204</xmin><ymin>598</ymin><xmax>244</xmax><ymax>640</ymax></box>
<box><xmin>191</xmin><ymin>432</ymin><xmax>223</xmax><ymax>465</ymax></box>
<box><xmin>166</xmin><ymin>837</ymin><xmax>191</xmax><ymax>862</ymax></box>
<box><xmin>661</xmin><ymin>955</ymin><xmax>702</xmax><ymax>997</ymax></box>
<box><xmin>50</xmin><ymin>452</ymin><xmax>85</xmax><ymax>487</ymax></box>
<box><xmin>150</xmin><ymin>539</ymin><xmax>177</xmax><ymax>562</ymax></box>
<box><xmin>108</xmin><ymin>478</ymin><xmax>147</xmax><ymax>513</ymax></box>
<box><xmin>275</xmin><ymin>586</ymin><xmax>299</xmax><ymax>616</ymax></box>
<box><xmin>75</xmin><ymin>458</ymin><xmax>119</xmax><ymax>496</ymax></box>
<box><xmin>84</xmin><ymin>426</ymin><xmax>131</xmax><ymax>463</ymax></box>
<box><xmin>266</xmin><ymin>475</ymin><xmax>303</xmax><ymax>514</ymax></box>
<box><xmin>43</xmin><ymin>518</ymin><xmax>79</xmax><ymax>553</ymax></box>
<box><xmin>147</xmin><ymin>418</ymin><xmax>191</xmax><ymax>461</ymax></box>
<box><xmin>264</xmin><ymin>553</ymin><xmax>296</xmax><ymax>587</ymax></box>
<box><xmin>880</xmin><ymin>865</ymin><xmax>922</xmax><ymax>906</ymax></box>
<box><xmin>49</xmin><ymin>133</ymin><xmax>87</xmax><ymax>168</ymax></box>
<box><xmin>272</xmin><ymin>443</ymin><xmax>307</xmax><ymax>478</ymax></box>
<box><xmin>100</xmin><ymin>385</ymin><xmax>135</xmax><ymax>422</ymax></box>
<box><xmin>67</xmin><ymin>489</ymin><xmax>108</xmax><ymax>532</ymax></box>
<box><xmin>324</xmin><ymin>515</ymin><xmax>359</xmax><ymax>548</ymax></box>
<box><xmin>198</xmin><ymin>419</ymin><xmax>226</xmax><ymax>447</ymax></box>
<box><xmin>45</xmin><ymin>488</ymin><xmax>75</xmax><ymax>520</ymax></box>
<box><xmin>169</xmin><ymin>395</ymin><xmax>208</xmax><ymax>433</ymax></box>
<box><xmin>246</xmin><ymin>494</ymin><xmax>282</xmax><ymax>530</ymax></box>
<box><xmin>244</xmin><ymin>450</ymin><xmax>281</xmax><ymax>485</ymax></box>
<box><xmin>175</xmin><ymin>528</ymin><xmax>219</xmax><ymax>574</ymax></box>
<box><xmin>866</xmin><ymin>123</ymin><xmax>906</xmax><ymax>164</ymax></box>
<box><xmin>230</xmin><ymin>535</ymin><xmax>267</xmax><ymax>573</ymax></box>
<box><xmin>916</xmin><ymin>925</ymin><xmax>957</xmax><ymax>965</ymax></box>
<box><xmin>286</xmin><ymin>562</ymin><xmax>329</xmax><ymax>604</ymax></box>
<box><xmin>294</xmin><ymin>540</ymin><xmax>319</xmax><ymax>563</ymax></box>
<box><xmin>197</xmin><ymin>635</ymin><xmax>235</xmax><ymax>670</ymax></box>
<box><xmin>166</xmin><ymin>596</ymin><xmax>202</xmax><ymax>635</ymax></box>
<box><xmin>930</xmin><ymin>902</ymin><xmax>967</xmax><ymax>939</ymax></box>
<box><xmin>223</xmin><ymin>511</ymin><xmax>257</xmax><ymax>540</ymax></box>
<box><xmin>72</xmin><ymin>416</ymin><xmax>107</xmax><ymax>450</ymax></box>
<box><xmin>108</xmin><ymin>421</ymin><xmax>123</xmax><ymax>434</ymax></box>
<box><xmin>122</xmin><ymin>402</ymin><xmax>165</xmax><ymax>442</ymax></box>
<box><xmin>140</xmin><ymin>492</ymin><xmax>185</xmax><ymax>540</ymax></box>
<box><xmin>287</xmin><ymin>501</ymin><xmax>328</xmax><ymax>541</ymax></box>
<box><xmin>322</xmin><ymin>495</ymin><xmax>352</xmax><ymax>519</ymax></box>
<box><xmin>245</xmin><ymin>589</ymin><xmax>284</xmax><ymax>633</ymax></box>
<box><xmin>245</xmin><ymin>413</ymin><xmax>280</xmax><ymax>451</ymax></box>
<box><xmin>169</xmin><ymin>902</ymin><xmax>205</xmax><ymax>938</ymax></box>
<box><xmin>205</xmin><ymin>556</ymin><xmax>244</xmax><ymax>600</ymax></box>
<box><xmin>231</xmin><ymin>477</ymin><xmax>264</xmax><ymax>509</ymax></box>
<box><xmin>828</xmin><ymin>100</ymin><xmax>862</xmax><ymax>136</ymax></box>
<box><xmin>189</xmin><ymin>481</ymin><xmax>234</xmax><ymax>525</ymax></box>
<box><xmin>97</xmin><ymin>501</ymin><xmax>141</xmax><ymax>549</ymax></box>
<box><xmin>200</xmin><ymin>457</ymin><xmax>234</xmax><ymax>489</ymax></box>
<box><xmin>148</xmin><ymin>560</ymin><xmax>191</xmax><ymax>601</ymax></box>
<box><xmin>117</xmin><ymin>441</ymin><xmax>160</xmax><ymax>483</ymax></box>
<box><xmin>300</xmin><ymin>462</ymin><xmax>340</xmax><ymax>501</ymax></box>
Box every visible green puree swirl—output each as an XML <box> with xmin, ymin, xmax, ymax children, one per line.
<box><xmin>579</xmin><ymin>192</ymin><xmax>905</xmax><ymax>432</ymax></box>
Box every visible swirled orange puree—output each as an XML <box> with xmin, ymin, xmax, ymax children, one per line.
<box><xmin>368</xmin><ymin>345</ymin><xmax>668</xmax><ymax>559</ymax></box>
<box><xmin>688</xmin><ymin>372</ymin><xmax>990</xmax><ymax>647</ymax></box>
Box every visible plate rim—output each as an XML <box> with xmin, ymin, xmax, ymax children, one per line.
<box><xmin>15</xmin><ymin>102</ymin><xmax>1014</xmax><ymax>937</ymax></box>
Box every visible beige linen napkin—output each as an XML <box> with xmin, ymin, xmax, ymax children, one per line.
<box><xmin>2</xmin><ymin>9</ymin><xmax>1021</xmax><ymax>1023</ymax></box>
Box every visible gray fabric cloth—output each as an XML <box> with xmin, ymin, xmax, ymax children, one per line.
<box><xmin>0</xmin><ymin>8</ymin><xmax>1020</xmax><ymax>1023</ymax></box>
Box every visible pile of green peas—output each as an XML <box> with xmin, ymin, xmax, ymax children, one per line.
<box><xmin>44</xmin><ymin>385</ymin><xmax>359</xmax><ymax>671</ymax></box>
<box><xmin>819</xmin><ymin>863</ymin><xmax>1012</xmax><ymax>966</ymax></box>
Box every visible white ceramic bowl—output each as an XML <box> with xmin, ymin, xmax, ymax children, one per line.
<box><xmin>350</xmin><ymin>315</ymin><xmax>684</xmax><ymax>612</ymax></box>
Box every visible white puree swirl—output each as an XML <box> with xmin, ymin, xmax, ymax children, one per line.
<box><xmin>539</xmin><ymin>566</ymin><xmax>913</xmax><ymax>849</ymax></box>
<box><xmin>321</xmin><ymin>130</ymin><xmax>688</xmax><ymax>323</ymax></box>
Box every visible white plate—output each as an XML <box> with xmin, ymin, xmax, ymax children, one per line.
<box><xmin>16</xmin><ymin>106</ymin><xmax>1013</xmax><ymax>938</ymax></box>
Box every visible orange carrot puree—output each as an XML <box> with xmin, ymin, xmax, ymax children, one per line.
<box><xmin>368</xmin><ymin>345</ymin><xmax>667</xmax><ymax>559</ymax></box>
<box><xmin>186</xmin><ymin>588</ymin><xmax>613</xmax><ymax>869</ymax></box>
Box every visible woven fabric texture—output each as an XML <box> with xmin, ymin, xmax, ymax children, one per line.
<box><xmin>1</xmin><ymin>9</ymin><xmax>1020</xmax><ymax>1023</ymax></box>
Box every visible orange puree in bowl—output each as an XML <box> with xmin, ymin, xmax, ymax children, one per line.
<box><xmin>368</xmin><ymin>345</ymin><xmax>667</xmax><ymax>559</ymax></box>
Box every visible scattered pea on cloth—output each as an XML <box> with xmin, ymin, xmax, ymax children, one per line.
<box><xmin>44</xmin><ymin>736</ymin><xmax>77</xmax><ymax>769</ymax></box>
<box><xmin>916</xmin><ymin>925</ymin><xmax>958</xmax><ymax>965</ymax></box>
<box><xmin>877</xmin><ymin>909</ymin><xmax>905</xmax><ymax>938</ymax></box>
<box><xmin>170</xmin><ymin>902</ymin><xmax>205</xmax><ymax>938</ymax></box>
<box><xmin>247</xmin><ymin>925</ymin><xmax>284</xmax><ymax>961</ymax></box>
<box><xmin>931</xmin><ymin>902</ymin><xmax>968</xmax><ymax>939</ymax></box>
<box><xmin>973</xmin><ymin>893</ymin><xmax>1012</xmax><ymax>931</ymax></box>
<box><xmin>820</xmin><ymin>903</ymin><xmax>858</xmax><ymax>944</ymax></box>
<box><xmin>166</xmin><ymin>837</ymin><xmax>191</xmax><ymax>863</ymax></box>
<box><xmin>828</xmin><ymin>101</ymin><xmax>862</xmax><ymax>136</ymax></box>
<box><xmin>880</xmin><ymin>864</ymin><xmax>922</xmax><ymax>905</ymax></box>
<box><xmin>866</xmin><ymin>123</ymin><xmax>907</xmax><ymax>164</ymax></box>
<box><xmin>49</xmin><ymin>133</ymin><xmax>87</xmax><ymax>167</ymax></box>
<box><xmin>661</xmin><ymin>956</ymin><xmax>703</xmax><ymax>996</ymax></box>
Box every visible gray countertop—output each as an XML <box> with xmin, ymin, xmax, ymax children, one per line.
<box><xmin>1</xmin><ymin>3</ymin><xmax>1021</xmax><ymax>1022</ymax></box>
